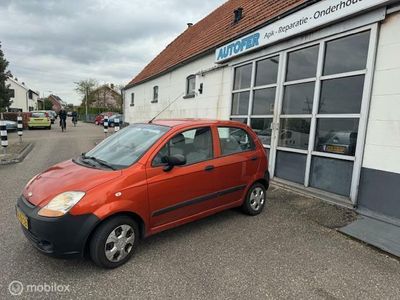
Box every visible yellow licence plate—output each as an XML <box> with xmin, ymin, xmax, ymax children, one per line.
<box><xmin>16</xmin><ymin>207</ymin><xmax>29</xmax><ymax>230</ymax></box>
<box><xmin>326</xmin><ymin>145</ymin><xmax>346</xmax><ymax>154</ymax></box>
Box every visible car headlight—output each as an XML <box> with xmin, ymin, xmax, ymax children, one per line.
<box><xmin>38</xmin><ymin>191</ymin><xmax>85</xmax><ymax>217</ymax></box>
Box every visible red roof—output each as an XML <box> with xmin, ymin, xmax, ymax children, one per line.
<box><xmin>127</xmin><ymin>0</ymin><xmax>307</xmax><ymax>87</ymax></box>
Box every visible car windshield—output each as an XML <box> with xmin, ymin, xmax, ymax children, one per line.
<box><xmin>83</xmin><ymin>123</ymin><xmax>169</xmax><ymax>169</ymax></box>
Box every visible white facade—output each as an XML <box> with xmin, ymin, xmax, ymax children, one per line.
<box><xmin>6</xmin><ymin>77</ymin><xmax>39</xmax><ymax>112</ymax></box>
<box><xmin>124</xmin><ymin>54</ymin><xmax>230</xmax><ymax>123</ymax></box>
<box><xmin>363</xmin><ymin>12</ymin><xmax>400</xmax><ymax>174</ymax></box>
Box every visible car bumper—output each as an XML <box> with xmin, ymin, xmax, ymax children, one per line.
<box><xmin>16</xmin><ymin>196</ymin><xmax>99</xmax><ymax>258</ymax></box>
<box><xmin>28</xmin><ymin>123</ymin><xmax>51</xmax><ymax>127</ymax></box>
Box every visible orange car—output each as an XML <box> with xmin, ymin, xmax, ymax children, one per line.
<box><xmin>16</xmin><ymin>119</ymin><xmax>269</xmax><ymax>268</ymax></box>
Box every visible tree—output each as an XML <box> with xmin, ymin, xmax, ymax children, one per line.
<box><xmin>74</xmin><ymin>79</ymin><xmax>98</xmax><ymax>108</ymax></box>
<box><xmin>0</xmin><ymin>42</ymin><xmax>12</xmax><ymax>112</ymax></box>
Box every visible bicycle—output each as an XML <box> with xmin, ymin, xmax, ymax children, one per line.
<box><xmin>60</xmin><ymin>118</ymin><xmax>66</xmax><ymax>132</ymax></box>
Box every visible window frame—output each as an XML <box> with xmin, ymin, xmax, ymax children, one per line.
<box><xmin>216</xmin><ymin>126</ymin><xmax>256</xmax><ymax>158</ymax></box>
<box><xmin>130</xmin><ymin>93</ymin><xmax>135</xmax><ymax>106</ymax></box>
<box><xmin>152</xmin><ymin>86</ymin><xmax>159</xmax><ymax>103</ymax></box>
<box><xmin>151</xmin><ymin>126</ymin><xmax>215</xmax><ymax>168</ymax></box>
<box><xmin>228</xmin><ymin>24</ymin><xmax>378</xmax><ymax>204</ymax></box>
<box><xmin>184</xmin><ymin>75</ymin><xmax>196</xmax><ymax>98</ymax></box>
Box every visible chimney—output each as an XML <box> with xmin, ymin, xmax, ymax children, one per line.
<box><xmin>234</xmin><ymin>7</ymin><xmax>243</xmax><ymax>23</ymax></box>
<box><xmin>187</xmin><ymin>23</ymin><xmax>193</xmax><ymax>28</ymax></box>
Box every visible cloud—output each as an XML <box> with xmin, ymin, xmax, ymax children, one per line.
<box><xmin>0</xmin><ymin>0</ymin><xmax>225</xmax><ymax>104</ymax></box>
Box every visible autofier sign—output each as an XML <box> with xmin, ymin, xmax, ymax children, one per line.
<box><xmin>215</xmin><ymin>0</ymin><xmax>390</xmax><ymax>63</ymax></box>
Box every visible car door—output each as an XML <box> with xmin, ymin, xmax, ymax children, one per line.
<box><xmin>212</xmin><ymin>126</ymin><xmax>260</xmax><ymax>206</ymax></box>
<box><xmin>146</xmin><ymin>126</ymin><xmax>218</xmax><ymax>228</ymax></box>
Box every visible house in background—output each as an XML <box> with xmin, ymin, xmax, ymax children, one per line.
<box><xmin>6</xmin><ymin>76</ymin><xmax>39</xmax><ymax>112</ymax></box>
<box><xmin>89</xmin><ymin>84</ymin><xmax>122</xmax><ymax>111</ymax></box>
<box><xmin>48</xmin><ymin>94</ymin><xmax>67</xmax><ymax>113</ymax></box>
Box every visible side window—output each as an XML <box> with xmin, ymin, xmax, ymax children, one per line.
<box><xmin>153</xmin><ymin>127</ymin><xmax>213</xmax><ymax>166</ymax></box>
<box><xmin>130</xmin><ymin>93</ymin><xmax>134</xmax><ymax>106</ymax></box>
<box><xmin>218</xmin><ymin>127</ymin><xmax>255</xmax><ymax>155</ymax></box>
<box><xmin>186</xmin><ymin>75</ymin><xmax>196</xmax><ymax>97</ymax></box>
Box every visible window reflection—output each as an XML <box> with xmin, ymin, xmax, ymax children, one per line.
<box><xmin>231</xmin><ymin>92</ymin><xmax>250</xmax><ymax>115</ymax></box>
<box><xmin>255</xmin><ymin>56</ymin><xmax>279</xmax><ymax>86</ymax></box>
<box><xmin>315</xmin><ymin>118</ymin><xmax>359</xmax><ymax>156</ymax></box>
<box><xmin>278</xmin><ymin>118</ymin><xmax>310</xmax><ymax>150</ymax></box>
<box><xmin>282</xmin><ymin>82</ymin><xmax>315</xmax><ymax>114</ymax></box>
<box><xmin>324</xmin><ymin>31</ymin><xmax>370</xmax><ymax>75</ymax></box>
<box><xmin>252</xmin><ymin>88</ymin><xmax>276</xmax><ymax>115</ymax></box>
<box><xmin>319</xmin><ymin>75</ymin><xmax>364</xmax><ymax>114</ymax></box>
<box><xmin>251</xmin><ymin>118</ymin><xmax>272</xmax><ymax>146</ymax></box>
<box><xmin>286</xmin><ymin>45</ymin><xmax>319</xmax><ymax>81</ymax></box>
<box><xmin>234</xmin><ymin>64</ymin><xmax>252</xmax><ymax>90</ymax></box>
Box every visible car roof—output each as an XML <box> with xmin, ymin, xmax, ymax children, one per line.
<box><xmin>151</xmin><ymin>118</ymin><xmax>247</xmax><ymax>128</ymax></box>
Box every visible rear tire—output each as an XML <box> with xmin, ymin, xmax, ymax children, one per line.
<box><xmin>241</xmin><ymin>182</ymin><xmax>266</xmax><ymax>216</ymax></box>
<box><xmin>90</xmin><ymin>216</ymin><xmax>139</xmax><ymax>269</ymax></box>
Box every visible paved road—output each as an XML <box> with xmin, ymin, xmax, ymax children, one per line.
<box><xmin>0</xmin><ymin>122</ymin><xmax>400</xmax><ymax>299</ymax></box>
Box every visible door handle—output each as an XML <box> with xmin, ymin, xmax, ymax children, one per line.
<box><xmin>204</xmin><ymin>165</ymin><xmax>215</xmax><ymax>171</ymax></box>
<box><xmin>250</xmin><ymin>156</ymin><xmax>258</xmax><ymax>161</ymax></box>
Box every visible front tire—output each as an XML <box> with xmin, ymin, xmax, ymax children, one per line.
<box><xmin>89</xmin><ymin>216</ymin><xmax>139</xmax><ymax>269</ymax></box>
<box><xmin>241</xmin><ymin>182</ymin><xmax>266</xmax><ymax>216</ymax></box>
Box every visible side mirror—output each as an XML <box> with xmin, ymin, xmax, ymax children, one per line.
<box><xmin>162</xmin><ymin>154</ymin><xmax>186</xmax><ymax>171</ymax></box>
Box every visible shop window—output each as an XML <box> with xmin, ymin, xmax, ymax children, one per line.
<box><xmin>185</xmin><ymin>75</ymin><xmax>196</xmax><ymax>97</ymax></box>
<box><xmin>217</xmin><ymin>127</ymin><xmax>255</xmax><ymax>155</ymax></box>
<box><xmin>275</xmin><ymin>151</ymin><xmax>307</xmax><ymax>184</ymax></box>
<box><xmin>130</xmin><ymin>93</ymin><xmax>134</xmax><ymax>106</ymax></box>
<box><xmin>233</xmin><ymin>63</ymin><xmax>252</xmax><ymax>90</ymax></box>
<box><xmin>250</xmin><ymin>118</ymin><xmax>272</xmax><ymax>147</ymax></box>
<box><xmin>282</xmin><ymin>82</ymin><xmax>315</xmax><ymax>115</ymax></box>
<box><xmin>323</xmin><ymin>31</ymin><xmax>370</xmax><ymax>76</ymax></box>
<box><xmin>314</xmin><ymin>118</ymin><xmax>359</xmax><ymax>156</ymax></box>
<box><xmin>310</xmin><ymin>157</ymin><xmax>353</xmax><ymax>196</ymax></box>
<box><xmin>286</xmin><ymin>45</ymin><xmax>319</xmax><ymax>81</ymax></box>
<box><xmin>278</xmin><ymin>118</ymin><xmax>310</xmax><ymax>150</ymax></box>
<box><xmin>152</xmin><ymin>86</ymin><xmax>159</xmax><ymax>103</ymax></box>
<box><xmin>231</xmin><ymin>91</ymin><xmax>250</xmax><ymax>115</ymax></box>
<box><xmin>255</xmin><ymin>56</ymin><xmax>279</xmax><ymax>86</ymax></box>
<box><xmin>252</xmin><ymin>88</ymin><xmax>276</xmax><ymax>115</ymax></box>
<box><xmin>319</xmin><ymin>75</ymin><xmax>365</xmax><ymax>114</ymax></box>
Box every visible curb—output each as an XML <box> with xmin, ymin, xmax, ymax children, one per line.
<box><xmin>0</xmin><ymin>142</ymin><xmax>34</xmax><ymax>165</ymax></box>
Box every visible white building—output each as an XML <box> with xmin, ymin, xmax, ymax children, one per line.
<box><xmin>124</xmin><ymin>0</ymin><xmax>400</xmax><ymax>254</ymax></box>
<box><xmin>7</xmin><ymin>76</ymin><xmax>39</xmax><ymax>112</ymax></box>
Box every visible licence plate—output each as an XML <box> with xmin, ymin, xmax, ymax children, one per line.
<box><xmin>16</xmin><ymin>207</ymin><xmax>29</xmax><ymax>230</ymax></box>
<box><xmin>326</xmin><ymin>145</ymin><xmax>346</xmax><ymax>154</ymax></box>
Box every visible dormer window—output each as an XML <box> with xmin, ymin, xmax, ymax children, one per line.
<box><xmin>234</xmin><ymin>7</ymin><xmax>243</xmax><ymax>23</ymax></box>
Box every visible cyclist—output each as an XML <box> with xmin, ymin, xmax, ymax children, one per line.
<box><xmin>72</xmin><ymin>110</ymin><xmax>78</xmax><ymax>126</ymax></box>
<box><xmin>59</xmin><ymin>108</ymin><xmax>67</xmax><ymax>132</ymax></box>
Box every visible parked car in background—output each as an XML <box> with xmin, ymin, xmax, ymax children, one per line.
<box><xmin>16</xmin><ymin>119</ymin><xmax>269</xmax><ymax>268</ymax></box>
<box><xmin>28</xmin><ymin>112</ymin><xmax>51</xmax><ymax>130</ymax></box>
<box><xmin>4</xmin><ymin>120</ymin><xmax>17</xmax><ymax>132</ymax></box>
<box><xmin>67</xmin><ymin>111</ymin><xmax>73</xmax><ymax>117</ymax></box>
<box><xmin>316</xmin><ymin>131</ymin><xmax>357</xmax><ymax>156</ymax></box>
<box><xmin>36</xmin><ymin>110</ymin><xmax>55</xmax><ymax>124</ymax></box>
<box><xmin>94</xmin><ymin>112</ymin><xmax>115</xmax><ymax>125</ymax></box>
<box><xmin>108</xmin><ymin>114</ymin><xmax>123</xmax><ymax>127</ymax></box>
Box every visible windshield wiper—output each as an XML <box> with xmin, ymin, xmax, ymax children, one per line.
<box><xmin>82</xmin><ymin>155</ymin><xmax>116</xmax><ymax>170</ymax></box>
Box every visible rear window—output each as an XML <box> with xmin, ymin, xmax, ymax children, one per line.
<box><xmin>32</xmin><ymin>112</ymin><xmax>46</xmax><ymax>118</ymax></box>
<box><xmin>217</xmin><ymin>127</ymin><xmax>255</xmax><ymax>155</ymax></box>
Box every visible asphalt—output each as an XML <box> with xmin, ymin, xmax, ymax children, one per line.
<box><xmin>0</xmin><ymin>122</ymin><xmax>400</xmax><ymax>299</ymax></box>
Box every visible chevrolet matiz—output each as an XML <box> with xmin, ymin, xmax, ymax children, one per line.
<box><xmin>16</xmin><ymin>119</ymin><xmax>269</xmax><ymax>268</ymax></box>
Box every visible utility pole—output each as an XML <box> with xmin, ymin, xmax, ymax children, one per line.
<box><xmin>85</xmin><ymin>87</ymin><xmax>88</xmax><ymax>122</ymax></box>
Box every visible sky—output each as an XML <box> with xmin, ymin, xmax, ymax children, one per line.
<box><xmin>0</xmin><ymin>0</ymin><xmax>225</xmax><ymax>105</ymax></box>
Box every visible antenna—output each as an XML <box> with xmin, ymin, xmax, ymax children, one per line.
<box><xmin>149</xmin><ymin>92</ymin><xmax>184</xmax><ymax>123</ymax></box>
